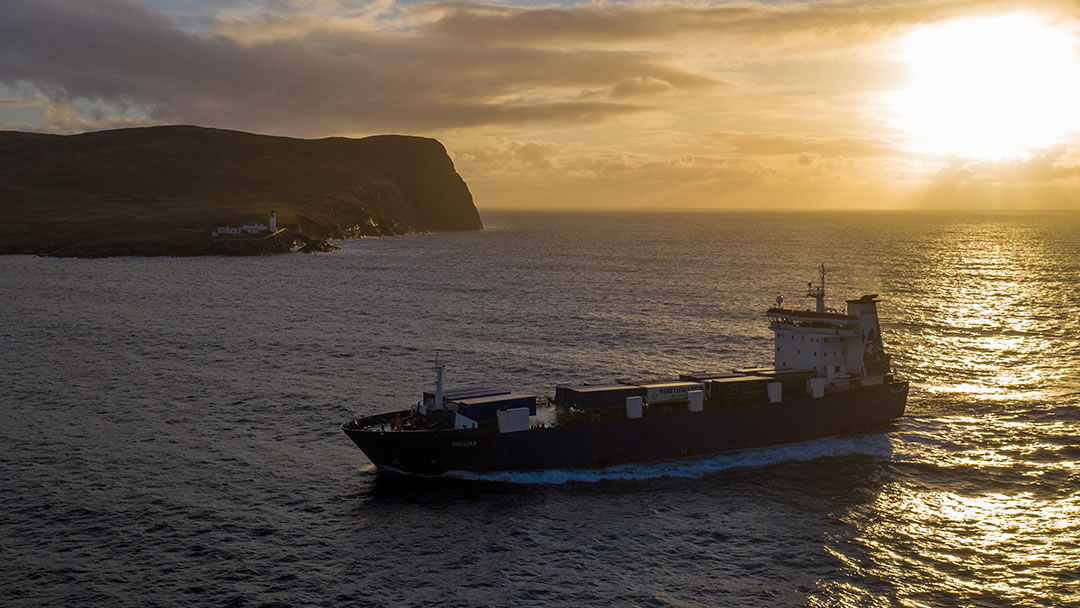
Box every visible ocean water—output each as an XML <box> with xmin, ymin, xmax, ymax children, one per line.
<box><xmin>2</xmin><ymin>210</ymin><xmax>1078</xmax><ymax>607</ymax></box>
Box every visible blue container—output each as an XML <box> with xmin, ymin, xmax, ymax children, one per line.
<box><xmin>423</xmin><ymin>386</ymin><xmax>508</xmax><ymax>408</ymax></box>
<box><xmin>455</xmin><ymin>393</ymin><xmax>537</xmax><ymax>421</ymax></box>
<box><xmin>561</xmin><ymin>385</ymin><xmax>645</xmax><ymax>411</ymax></box>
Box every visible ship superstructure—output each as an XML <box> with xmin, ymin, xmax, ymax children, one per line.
<box><xmin>342</xmin><ymin>266</ymin><xmax>908</xmax><ymax>475</ymax></box>
<box><xmin>766</xmin><ymin>264</ymin><xmax>891</xmax><ymax>388</ymax></box>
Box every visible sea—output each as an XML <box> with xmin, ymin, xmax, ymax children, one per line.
<box><xmin>2</xmin><ymin>210</ymin><xmax>1078</xmax><ymax>607</ymax></box>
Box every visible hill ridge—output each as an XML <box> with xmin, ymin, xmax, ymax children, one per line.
<box><xmin>0</xmin><ymin>125</ymin><xmax>481</xmax><ymax>256</ymax></box>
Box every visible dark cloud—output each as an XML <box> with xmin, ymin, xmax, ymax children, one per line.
<box><xmin>0</xmin><ymin>0</ymin><xmax>722</xmax><ymax>134</ymax></box>
<box><xmin>4</xmin><ymin>0</ymin><xmax>1078</xmax><ymax>218</ymax></box>
<box><xmin>12</xmin><ymin>0</ymin><xmax>1060</xmax><ymax>135</ymax></box>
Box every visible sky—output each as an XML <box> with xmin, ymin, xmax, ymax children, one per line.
<box><xmin>3</xmin><ymin>0</ymin><xmax>1080</xmax><ymax>210</ymax></box>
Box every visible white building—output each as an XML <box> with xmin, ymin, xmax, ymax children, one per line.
<box><xmin>212</xmin><ymin>211</ymin><xmax>277</xmax><ymax>237</ymax></box>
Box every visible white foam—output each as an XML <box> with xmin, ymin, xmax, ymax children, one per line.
<box><xmin>442</xmin><ymin>433</ymin><xmax>896</xmax><ymax>484</ymax></box>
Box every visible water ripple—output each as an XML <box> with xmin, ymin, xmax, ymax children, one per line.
<box><xmin>2</xmin><ymin>210</ymin><xmax>1078</xmax><ymax>607</ymax></box>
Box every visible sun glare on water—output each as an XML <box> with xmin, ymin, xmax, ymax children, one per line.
<box><xmin>886</xmin><ymin>13</ymin><xmax>1080</xmax><ymax>160</ymax></box>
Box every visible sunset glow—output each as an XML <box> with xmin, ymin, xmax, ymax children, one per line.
<box><xmin>887</xmin><ymin>13</ymin><xmax>1080</xmax><ymax>160</ymax></box>
<box><xmin>3</xmin><ymin>1</ymin><xmax>1080</xmax><ymax>209</ymax></box>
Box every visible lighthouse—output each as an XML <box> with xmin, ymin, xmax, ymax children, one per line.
<box><xmin>269</xmin><ymin>210</ymin><xmax>277</xmax><ymax>232</ymax></box>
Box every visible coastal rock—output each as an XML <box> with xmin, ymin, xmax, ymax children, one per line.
<box><xmin>0</xmin><ymin>125</ymin><xmax>482</xmax><ymax>257</ymax></box>
<box><xmin>299</xmin><ymin>239</ymin><xmax>341</xmax><ymax>253</ymax></box>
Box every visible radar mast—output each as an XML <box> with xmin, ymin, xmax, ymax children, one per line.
<box><xmin>807</xmin><ymin>263</ymin><xmax>827</xmax><ymax>313</ymax></box>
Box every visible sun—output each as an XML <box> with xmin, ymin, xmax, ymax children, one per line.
<box><xmin>885</xmin><ymin>12</ymin><xmax>1080</xmax><ymax>160</ymax></box>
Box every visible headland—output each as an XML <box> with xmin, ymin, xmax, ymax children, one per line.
<box><xmin>0</xmin><ymin>125</ymin><xmax>482</xmax><ymax>257</ymax></box>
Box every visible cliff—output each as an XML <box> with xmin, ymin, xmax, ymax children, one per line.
<box><xmin>0</xmin><ymin>125</ymin><xmax>482</xmax><ymax>256</ymax></box>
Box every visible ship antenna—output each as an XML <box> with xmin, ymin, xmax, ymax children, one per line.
<box><xmin>806</xmin><ymin>263</ymin><xmax>826</xmax><ymax>313</ymax></box>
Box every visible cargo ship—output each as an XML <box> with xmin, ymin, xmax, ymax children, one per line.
<box><xmin>342</xmin><ymin>266</ymin><xmax>908</xmax><ymax>475</ymax></box>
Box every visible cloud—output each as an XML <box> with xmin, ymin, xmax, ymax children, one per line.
<box><xmin>610</xmin><ymin>76</ymin><xmax>680</xmax><ymax>99</ymax></box>
<box><xmin>0</xmin><ymin>98</ymin><xmax>37</xmax><ymax>108</ymax></box>
<box><xmin>452</xmin><ymin>135</ymin><xmax>884</xmax><ymax>196</ymax></box>
<box><xmin>462</xmin><ymin>142</ymin><xmax>909</xmax><ymax>210</ymax></box>
<box><xmin>711</xmin><ymin>132</ymin><xmax>901</xmax><ymax>158</ymax></box>
<box><xmin>931</xmin><ymin>145</ymin><xmax>1080</xmax><ymax>184</ymax></box>
<box><xmin>918</xmin><ymin>145</ymin><xmax>1080</xmax><ymax>208</ymax></box>
<box><xmin>0</xmin><ymin>0</ymin><xmax>725</xmax><ymax>134</ymax></box>
<box><xmin>9</xmin><ymin>0</ymin><xmax>1064</xmax><ymax>135</ymax></box>
<box><xmin>411</xmin><ymin>0</ymin><xmax>1079</xmax><ymax>57</ymax></box>
<box><xmin>4</xmin><ymin>0</ymin><xmax>1080</xmax><ymax>210</ymax></box>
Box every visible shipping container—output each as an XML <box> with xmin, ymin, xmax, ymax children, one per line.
<box><xmin>751</xmin><ymin>369</ymin><xmax>816</xmax><ymax>381</ymax></box>
<box><xmin>639</xmin><ymin>381</ymin><xmax>705</xmax><ymax>404</ymax></box>
<box><xmin>707</xmin><ymin>376</ymin><xmax>770</xmax><ymax>402</ymax></box>
<box><xmin>617</xmin><ymin>377</ymin><xmax>678</xmax><ymax>386</ymax></box>
<box><xmin>708</xmin><ymin>376</ymin><xmax>770</xmax><ymax>387</ymax></box>
<box><xmin>679</xmin><ymin>371</ymin><xmax>738</xmax><ymax>382</ymax></box>
<box><xmin>732</xmin><ymin>367</ymin><xmax>776</xmax><ymax>375</ymax></box>
<box><xmin>423</xmin><ymin>386</ymin><xmax>509</xmax><ymax>408</ymax></box>
<box><xmin>560</xmin><ymin>385</ymin><xmax>645</xmax><ymax>411</ymax></box>
<box><xmin>454</xmin><ymin>393</ymin><xmax>537</xmax><ymax>422</ymax></box>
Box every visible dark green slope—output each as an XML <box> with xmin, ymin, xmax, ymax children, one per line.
<box><xmin>0</xmin><ymin>125</ymin><xmax>481</xmax><ymax>256</ymax></box>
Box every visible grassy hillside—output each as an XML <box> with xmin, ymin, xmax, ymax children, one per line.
<box><xmin>0</xmin><ymin>126</ymin><xmax>481</xmax><ymax>256</ymax></box>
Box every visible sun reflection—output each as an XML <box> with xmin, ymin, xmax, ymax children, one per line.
<box><xmin>906</xmin><ymin>218</ymin><xmax>1072</xmax><ymax>402</ymax></box>
<box><xmin>848</xmin><ymin>481</ymin><xmax>1080</xmax><ymax>605</ymax></box>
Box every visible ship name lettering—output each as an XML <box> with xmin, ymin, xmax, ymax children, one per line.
<box><xmin>452</xmin><ymin>440</ymin><xmax>477</xmax><ymax>447</ymax></box>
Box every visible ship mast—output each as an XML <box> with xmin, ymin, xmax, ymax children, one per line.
<box><xmin>433</xmin><ymin>355</ymin><xmax>445</xmax><ymax>411</ymax></box>
<box><xmin>807</xmin><ymin>263</ymin><xmax>826</xmax><ymax>313</ymax></box>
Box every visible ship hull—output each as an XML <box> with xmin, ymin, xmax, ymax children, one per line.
<box><xmin>343</xmin><ymin>381</ymin><xmax>908</xmax><ymax>475</ymax></box>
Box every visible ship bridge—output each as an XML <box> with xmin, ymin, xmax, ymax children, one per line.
<box><xmin>766</xmin><ymin>308</ymin><xmax>858</xmax><ymax>335</ymax></box>
<box><xmin>768</xmin><ymin>266</ymin><xmax>888</xmax><ymax>379</ymax></box>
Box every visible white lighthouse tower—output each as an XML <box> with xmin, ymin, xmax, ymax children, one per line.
<box><xmin>269</xmin><ymin>210</ymin><xmax>277</xmax><ymax>232</ymax></box>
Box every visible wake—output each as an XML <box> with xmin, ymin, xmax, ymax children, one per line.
<box><xmin>444</xmin><ymin>433</ymin><xmax>895</xmax><ymax>484</ymax></box>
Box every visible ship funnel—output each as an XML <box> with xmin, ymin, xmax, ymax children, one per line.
<box><xmin>846</xmin><ymin>294</ymin><xmax>890</xmax><ymax>376</ymax></box>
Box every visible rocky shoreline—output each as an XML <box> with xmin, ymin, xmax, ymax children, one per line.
<box><xmin>0</xmin><ymin>229</ymin><xmax>339</xmax><ymax>258</ymax></box>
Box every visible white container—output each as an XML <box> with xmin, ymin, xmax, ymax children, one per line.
<box><xmin>641</xmin><ymin>381</ymin><xmax>704</xmax><ymax>404</ymax></box>
<box><xmin>497</xmin><ymin>407</ymin><xmax>531</xmax><ymax>433</ymax></box>
<box><xmin>688</xmin><ymin>390</ymin><xmax>704</xmax><ymax>412</ymax></box>
<box><xmin>625</xmin><ymin>396</ymin><xmax>643</xmax><ymax>419</ymax></box>
<box><xmin>767</xmin><ymin>382</ymin><xmax>782</xmax><ymax>403</ymax></box>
